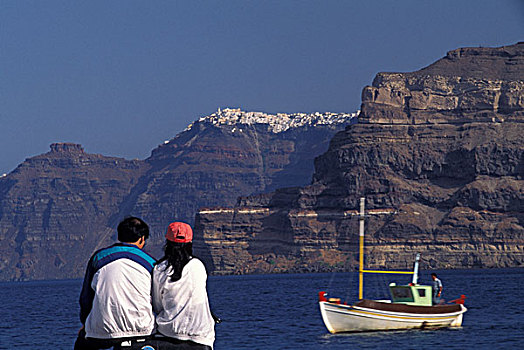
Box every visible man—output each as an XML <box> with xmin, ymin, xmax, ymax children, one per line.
<box><xmin>74</xmin><ymin>217</ymin><xmax>156</xmax><ymax>350</ymax></box>
<box><xmin>431</xmin><ymin>272</ymin><xmax>443</xmax><ymax>305</ymax></box>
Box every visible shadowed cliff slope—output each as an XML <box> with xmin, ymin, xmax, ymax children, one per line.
<box><xmin>0</xmin><ymin>143</ymin><xmax>148</xmax><ymax>281</ymax></box>
<box><xmin>120</xmin><ymin>109</ymin><xmax>356</xmax><ymax>257</ymax></box>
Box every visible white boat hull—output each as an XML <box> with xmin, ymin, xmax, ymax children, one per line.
<box><xmin>319</xmin><ymin>301</ymin><xmax>467</xmax><ymax>333</ymax></box>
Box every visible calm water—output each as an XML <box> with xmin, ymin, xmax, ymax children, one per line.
<box><xmin>1</xmin><ymin>269</ymin><xmax>523</xmax><ymax>349</ymax></box>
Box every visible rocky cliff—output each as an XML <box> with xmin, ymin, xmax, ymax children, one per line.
<box><xmin>0</xmin><ymin>143</ymin><xmax>147</xmax><ymax>281</ymax></box>
<box><xmin>194</xmin><ymin>43</ymin><xmax>524</xmax><ymax>274</ymax></box>
<box><xmin>120</xmin><ymin>109</ymin><xmax>356</xmax><ymax>256</ymax></box>
<box><xmin>0</xmin><ymin>111</ymin><xmax>356</xmax><ymax>281</ymax></box>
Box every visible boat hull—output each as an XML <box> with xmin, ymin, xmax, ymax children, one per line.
<box><xmin>319</xmin><ymin>300</ymin><xmax>467</xmax><ymax>333</ymax></box>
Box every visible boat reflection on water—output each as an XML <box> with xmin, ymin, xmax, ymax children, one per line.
<box><xmin>318</xmin><ymin>198</ymin><xmax>467</xmax><ymax>333</ymax></box>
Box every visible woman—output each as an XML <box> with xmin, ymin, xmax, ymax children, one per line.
<box><xmin>152</xmin><ymin>222</ymin><xmax>215</xmax><ymax>349</ymax></box>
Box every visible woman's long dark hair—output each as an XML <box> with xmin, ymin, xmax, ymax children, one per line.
<box><xmin>160</xmin><ymin>240</ymin><xmax>193</xmax><ymax>282</ymax></box>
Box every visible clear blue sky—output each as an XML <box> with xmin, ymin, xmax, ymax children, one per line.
<box><xmin>2</xmin><ymin>0</ymin><xmax>523</xmax><ymax>174</ymax></box>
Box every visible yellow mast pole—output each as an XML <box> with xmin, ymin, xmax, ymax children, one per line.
<box><xmin>358</xmin><ymin>197</ymin><xmax>365</xmax><ymax>300</ymax></box>
<box><xmin>356</xmin><ymin>198</ymin><xmax>415</xmax><ymax>300</ymax></box>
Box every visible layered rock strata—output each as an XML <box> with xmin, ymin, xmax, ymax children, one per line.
<box><xmin>194</xmin><ymin>43</ymin><xmax>524</xmax><ymax>274</ymax></box>
<box><xmin>0</xmin><ymin>143</ymin><xmax>147</xmax><ymax>281</ymax></box>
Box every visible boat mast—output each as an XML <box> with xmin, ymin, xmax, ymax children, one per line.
<box><xmin>359</xmin><ymin>197</ymin><xmax>365</xmax><ymax>300</ymax></box>
<box><xmin>357</xmin><ymin>197</ymin><xmax>415</xmax><ymax>300</ymax></box>
<box><xmin>412</xmin><ymin>253</ymin><xmax>420</xmax><ymax>284</ymax></box>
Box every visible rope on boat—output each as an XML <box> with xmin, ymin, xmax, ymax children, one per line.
<box><xmin>326</xmin><ymin>270</ymin><xmax>337</xmax><ymax>292</ymax></box>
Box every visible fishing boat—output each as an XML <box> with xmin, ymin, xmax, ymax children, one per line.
<box><xmin>318</xmin><ymin>198</ymin><xmax>467</xmax><ymax>333</ymax></box>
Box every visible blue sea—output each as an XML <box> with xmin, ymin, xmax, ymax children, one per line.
<box><xmin>1</xmin><ymin>268</ymin><xmax>523</xmax><ymax>349</ymax></box>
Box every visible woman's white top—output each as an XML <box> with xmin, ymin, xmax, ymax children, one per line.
<box><xmin>152</xmin><ymin>258</ymin><xmax>215</xmax><ymax>348</ymax></box>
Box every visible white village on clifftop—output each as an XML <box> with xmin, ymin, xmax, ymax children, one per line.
<box><xmin>185</xmin><ymin>108</ymin><xmax>360</xmax><ymax>134</ymax></box>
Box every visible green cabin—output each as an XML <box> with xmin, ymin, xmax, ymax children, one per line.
<box><xmin>389</xmin><ymin>283</ymin><xmax>433</xmax><ymax>306</ymax></box>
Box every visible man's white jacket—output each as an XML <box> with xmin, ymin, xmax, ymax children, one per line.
<box><xmin>79</xmin><ymin>243</ymin><xmax>156</xmax><ymax>339</ymax></box>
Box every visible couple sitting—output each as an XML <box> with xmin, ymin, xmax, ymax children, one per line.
<box><xmin>74</xmin><ymin>217</ymin><xmax>215</xmax><ymax>350</ymax></box>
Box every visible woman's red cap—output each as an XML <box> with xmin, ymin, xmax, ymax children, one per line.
<box><xmin>165</xmin><ymin>222</ymin><xmax>193</xmax><ymax>243</ymax></box>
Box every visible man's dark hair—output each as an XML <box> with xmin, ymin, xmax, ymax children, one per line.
<box><xmin>431</xmin><ymin>273</ymin><xmax>437</xmax><ymax>277</ymax></box>
<box><xmin>117</xmin><ymin>217</ymin><xmax>149</xmax><ymax>243</ymax></box>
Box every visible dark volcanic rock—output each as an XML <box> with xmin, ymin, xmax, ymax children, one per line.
<box><xmin>194</xmin><ymin>43</ymin><xmax>524</xmax><ymax>274</ymax></box>
<box><xmin>0</xmin><ymin>143</ymin><xmax>148</xmax><ymax>281</ymax></box>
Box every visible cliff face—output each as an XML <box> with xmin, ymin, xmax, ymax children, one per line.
<box><xmin>120</xmin><ymin>109</ymin><xmax>356</xmax><ymax>255</ymax></box>
<box><xmin>0</xmin><ymin>111</ymin><xmax>355</xmax><ymax>281</ymax></box>
<box><xmin>194</xmin><ymin>43</ymin><xmax>524</xmax><ymax>274</ymax></box>
<box><xmin>0</xmin><ymin>143</ymin><xmax>148</xmax><ymax>281</ymax></box>
<box><xmin>359</xmin><ymin>44</ymin><xmax>524</xmax><ymax>125</ymax></box>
